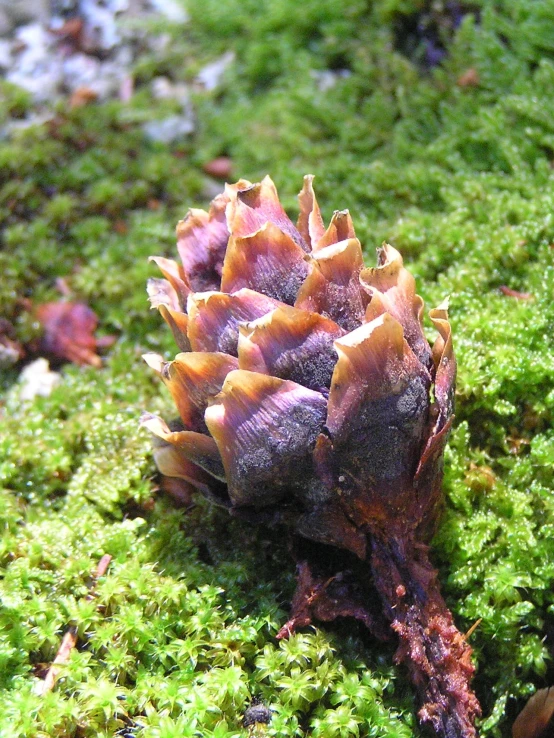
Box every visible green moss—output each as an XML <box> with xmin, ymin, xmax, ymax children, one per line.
<box><xmin>2</xmin><ymin>0</ymin><xmax>554</xmax><ymax>735</ymax></box>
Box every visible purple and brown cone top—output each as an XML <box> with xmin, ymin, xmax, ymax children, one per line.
<box><xmin>143</xmin><ymin>175</ymin><xmax>480</xmax><ymax>738</ymax></box>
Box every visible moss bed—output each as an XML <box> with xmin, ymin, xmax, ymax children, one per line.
<box><xmin>1</xmin><ymin>1</ymin><xmax>554</xmax><ymax>736</ymax></box>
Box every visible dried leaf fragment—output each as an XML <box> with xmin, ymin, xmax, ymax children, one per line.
<box><xmin>36</xmin><ymin>301</ymin><xmax>115</xmax><ymax>367</ymax></box>
<box><xmin>513</xmin><ymin>688</ymin><xmax>554</xmax><ymax>738</ymax></box>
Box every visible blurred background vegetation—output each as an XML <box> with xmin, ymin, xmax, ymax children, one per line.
<box><xmin>1</xmin><ymin>1</ymin><xmax>554</xmax><ymax>736</ymax></box>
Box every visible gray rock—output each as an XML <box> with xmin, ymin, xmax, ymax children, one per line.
<box><xmin>80</xmin><ymin>0</ymin><xmax>128</xmax><ymax>52</ymax></box>
<box><xmin>18</xmin><ymin>358</ymin><xmax>62</xmax><ymax>401</ymax></box>
<box><xmin>0</xmin><ymin>38</ymin><xmax>11</xmax><ymax>67</ymax></box>
<box><xmin>311</xmin><ymin>68</ymin><xmax>351</xmax><ymax>92</ymax></box>
<box><xmin>196</xmin><ymin>51</ymin><xmax>234</xmax><ymax>91</ymax></box>
<box><xmin>0</xmin><ymin>0</ymin><xmax>189</xmax><ymax>106</ymax></box>
<box><xmin>0</xmin><ymin>0</ymin><xmax>49</xmax><ymax>36</ymax></box>
<box><xmin>143</xmin><ymin>112</ymin><xmax>195</xmax><ymax>143</ymax></box>
<box><xmin>0</xmin><ymin>9</ymin><xmax>10</xmax><ymax>37</ymax></box>
<box><xmin>151</xmin><ymin>75</ymin><xmax>189</xmax><ymax>105</ymax></box>
<box><xmin>0</xmin><ymin>342</ymin><xmax>20</xmax><ymax>369</ymax></box>
<box><xmin>6</xmin><ymin>24</ymin><xmax>64</xmax><ymax>103</ymax></box>
<box><xmin>148</xmin><ymin>0</ymin><xmax>188</xmax><ymax>23</ymax></box>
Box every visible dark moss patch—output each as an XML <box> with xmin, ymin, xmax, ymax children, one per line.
<box><xmin>393</xmin><ymin>2</ymin><xmax>481</xmax><ymax>69</ymax></box>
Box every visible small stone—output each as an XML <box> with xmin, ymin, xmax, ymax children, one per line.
<box><xmin>143</xmin><ymin>113</ymin><xmax>195</xmax><ymax>144</ymax></box>
<box><xmin>80</xmin><ymin>0</ymin><xmax>127</xmax><ymax>52</ymax></box>
<box><xmin>151</xmin><ymin>75</ymin><xmax>172</xmax><ymax>99</ymax></box>
<box><xmin>62</xmin><ymin>52</ymin><xmax>101</xmax><ymax>89</ymax></box>
<box><xmin>6</xmin><ymin>23</ymin><xmax>63</xmax><ymax>102</ymax></box>
<box><xmin>151</xmin><ymin>76</ymin><xmax>189</xmax><ymax>105</ymax></box>
<box><xmin>148</xmin><ymin>0</ymin><xmax>188</xmax><ymax>23</ymax></box>
<box><xmin>0</xmin><ymin>39</ymin><xmax>11</xmax><ymax>68</ymax></box>
<box><xmin>311</xmin><ymin>68</ymin><xmax>351</xmax><ymax>92</ymax></box>
<box><xmin>0</xmin><ymin>8</ymin><xmax>10</xmax><ymax>37</ymax></box>
<box><xmin>18</xmin><ymin>358</ymin><xmax>62</xmax><ymax>401</ymax></box>
<box><xmin>196</xmin><ymin>51</ymin><xmax>234</xmax><ymax>91</ymax></box>
<box><xmin>202</xmin><ymin>156</ymin><xmax>232</xmax><ymax>179</ymax></box>
<box><xmin>0</xmin><ymin>0</ymin><xmax>49</xmax><ymax>34</ymax></box>
<box><xmin>0</xmin><ymin>0</ymin><xmax>186</xmax><ymax>107</ymax></box>
<box><xmin>0</xmin><ymin>338</ymin><xmax>23</xmax><ymax>368</ymax></box>
<box><xmin>6</xmin><ymin>65</ymin><xmax>63</xmax><ymax>103</ymax></box>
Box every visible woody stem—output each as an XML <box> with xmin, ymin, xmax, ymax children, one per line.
<box><xmin>369</xmin><ymin>533</ymin><xmax>481</xmax><ymax>738</ymax></box>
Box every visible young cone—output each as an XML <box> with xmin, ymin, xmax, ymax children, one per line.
<box><xmin>143</xmin><ymin>175</ymin><xmax>481</xmax><ymax>738</ymax></box>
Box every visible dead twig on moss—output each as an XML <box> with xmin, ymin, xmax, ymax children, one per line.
<box><xmin>36</xmin><ymin>554</ymin><xmax>112</xmax><ymax>696</ymax></box>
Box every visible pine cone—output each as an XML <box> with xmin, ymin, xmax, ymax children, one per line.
<box><xmin>142</xmin><ymin>175</ymin><xmax>481</xmax><ymax>738</ymax></box>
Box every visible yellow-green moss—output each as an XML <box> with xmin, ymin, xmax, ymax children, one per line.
<box><xmin>2</xmin><ymin>1</ymin><xmax>554</xmax><ymax>736</ymax></box>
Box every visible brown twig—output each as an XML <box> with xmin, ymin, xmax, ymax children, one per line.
<box><xmin>498</xmin><ymin>286</ymin><xmax>533</xmax><ymax>300</ymax></box>
<box><xmin>92</xmin><ymin>554</ymin><xmax>113</xmax><ymax>583</ymax></box>
<box><xmin>464</xmin><ymin>618</ymin><xmax>482</xmax><ymax>640</ymax></box>
<box><xmin>36</xmin><ymin>554</ymin><xmax>112</xmax><ymax>696</ymax></box>
<box><xmin>37</xmin><ymin>628</ymin><xmax>79</xmax><ymax>695</ymax></box>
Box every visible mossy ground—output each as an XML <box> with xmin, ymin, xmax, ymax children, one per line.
<box><xmin>1</xmin><ymin>1</ymin><xmax>554</xmax><ymax>736</ymax></box>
